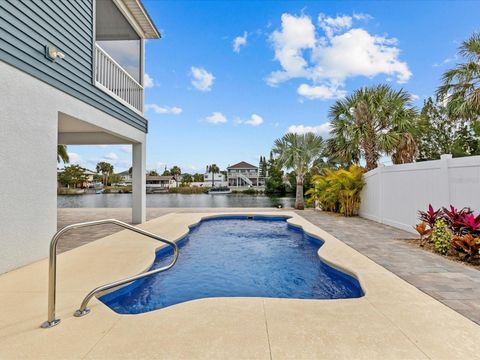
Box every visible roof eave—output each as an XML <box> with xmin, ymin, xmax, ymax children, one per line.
<box><xmin>115</xmin><ymin>0</ymin><xmax>161</xmax><ymax>39</ymax></box>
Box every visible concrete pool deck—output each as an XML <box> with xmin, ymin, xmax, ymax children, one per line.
<box><xmin>1</xmin><ymin>211</ymin><xmax>480</xmax><ymax>359</ymax></box>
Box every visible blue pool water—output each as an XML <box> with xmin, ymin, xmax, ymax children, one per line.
<box><xmin>101</xmin><ymin>216</ymin><xmax>363</xmax><ymax>314</ymax></box>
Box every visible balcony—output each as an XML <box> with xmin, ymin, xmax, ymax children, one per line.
<box><xmin>94</xmin><ymin>43</ymin><xmax>143</xmax><ymax>114</ymax></box>
<box><xmin>93</xmin><ymin>0</ymin><xmax>160</xmax><ymax>115</ymax></box>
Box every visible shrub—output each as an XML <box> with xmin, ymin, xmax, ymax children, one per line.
<box><xmin>414</xmin><ymin>222</ymin><xmax>431</xmax><ymax>245</ymax></box>
<box><xmin>418</xmin><ymin>205</ymin><xmax>442</xmax><ymax>229</ymax></box>
<box><xmin>306</xmin><ymin>165</ymin><xmax>365</xmax><ymax>216</ymax></box>
<box><xmin>431</xmin><ymin>219</ymin><xmax>452</xmax><ymax>255</ymax></box>
<box><xmin>241</xmin><ymin>188</ymin><xmax>258</xmax><ymax>195</ymax></box>
<box><xmin>451</xmin><ymin>234</ymin><xmax>480</xmax><ymax>262</ymax></box>
<box><xmin>169</xmin><ymin>187</ymin><xmax>208</xmax><ymax>194</ymax></box>
<box><xmin>461</xmin><ymin>213</ymin><xmax>480</xmax><ymax>236</ymax></box>
<box><xmin>442</xmin><ymin>205</ymin><xmax>472</xmax><ymax>234</ymax></box>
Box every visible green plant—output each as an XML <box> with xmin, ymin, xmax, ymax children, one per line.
<box><xmin>57</xmin><ymin>144</ymin><xmax>69</xmax><ymax>163</ymax></box>
<box><xmin>58</xmin><ymin>165</ymin><xmax>87</xmax><ymax>188</ymax></box>
<box><xmin>265</xmin><ymin>158</ymin><xmax>286</xmax><ymax>195</ymax></box>
<box><xmin>437</xmin><ymin>32</ymin><xmax>480</xmax><ymax>120</ymax></box>
<box><xmin>168</xmin><ymin>186</ymin><xmax>207</xmax><ymax>194</ymax></box>
<box><xmin>241</xmin><ymin>188</ymin><xmax>258</xmax><ymax>195</ymax></box>
<box><xmin>306</xmin><ymin>165</ymin><xmax>365</xmax><ymax>217</ymax></box>
<box><xmin>96</xmin><ymin>161</ymin><xmax>114</xmax><ymax>186</ymax></box>
<box><xmin>431</xmin><ymin>219</ymin><xmax>452</xmax><ymax>255</ymax></box>
<box><xmin>272</xmin><ymin>132</ymin><xmax>325</xmax><ymax>210</ymax></box>
<box><xmin>206</xmin><ymin>164</ymin><xmax>220</xmax><ymax>187</ymax></box>
<box><xmin>328</xmin><ymin>84</ymin><xmax>417</xmax><ymax>171</ymax></box>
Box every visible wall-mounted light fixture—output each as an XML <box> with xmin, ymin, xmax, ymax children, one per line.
<box><xmin>45</xmin><ymin>45</ymin><xmax>65</xmax><ymax>62</ymax></box>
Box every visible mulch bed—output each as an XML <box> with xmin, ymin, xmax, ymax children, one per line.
<box><xmin>402</xmin><ymin>238</ymin><xmax>480</xmax><ymax>271</ymax></box>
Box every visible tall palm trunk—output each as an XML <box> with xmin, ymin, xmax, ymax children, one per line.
<box><xmin>363</xmin><ymin>141</ymin><xmax>378</xmax><ymax>171</ymax></box>
<box><xmin>295</xmin><ymin>174</ymin><xmax>305</xmax><ymax>210</ymax></box>
<box><xmin>212</xmin><ymin>172</ymin><xmax>215</xmax><ymax>187</ymax></box>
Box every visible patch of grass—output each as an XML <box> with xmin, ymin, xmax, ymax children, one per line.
<box><xmin>169</xmin><ymin>187</ymin><xmax>209</xmax><ymax>194</ymax></box>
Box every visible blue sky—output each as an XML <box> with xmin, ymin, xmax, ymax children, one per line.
<box><xmin>68</xmin><ymin>0</ymin><xmax>480</xmax><ymax>174</ymax></box>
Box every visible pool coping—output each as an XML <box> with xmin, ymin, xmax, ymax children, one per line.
<box><xmin>1</xmin><ymin>211</ymin><xmax>480</xmax><ymax>359</ymax></box>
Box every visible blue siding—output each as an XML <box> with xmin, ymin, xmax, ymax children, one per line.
<box><xmin>0</xmin><ymin>0</ymin><xmax>147</xmax><ymax>132</ymax></box>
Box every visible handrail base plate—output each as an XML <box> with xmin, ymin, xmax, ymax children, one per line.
<box><xmin>41</xmin><ymin>319</ymin><xmax>61</xmax><ymax>328</ymax></box>
<box><xmin>74</xmin><ymin>309</ymin><xmax>91</xmax><ymax>317</ymax></box>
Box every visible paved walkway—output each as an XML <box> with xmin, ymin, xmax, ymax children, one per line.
<box><xmin>298</xmin><ymin>210</ymin><xmax>480</xmax><ymax>325</ymax></box>
<box><xmin>57</xmin><ymin>208</ymin><xmax>480</xmax><ymax>325</ymax></box>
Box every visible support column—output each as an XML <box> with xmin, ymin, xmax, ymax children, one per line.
<box><xmin>132</xmin><ymin>141</ymin><xmax>146</xmax><ymax>224</ymax></box>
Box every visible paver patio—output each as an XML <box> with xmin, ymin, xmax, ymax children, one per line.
<box><xmin>57</xmin><ymin>208</ymin><xmax>480</xmax><ymax>325</ymax></box>
<box><xmin>298</xmin><ymin>209</ymin><xmax>480</xmax><ymax>325</ymax></box>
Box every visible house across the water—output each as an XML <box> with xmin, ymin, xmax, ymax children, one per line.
<box><xmin>227</xmin><ymin>161</ymin><xmax>265</xmax><ymax>189</ymax></box>
<box><xmin>146</xmin><ymin>175</ymin><xmax>177</xmax><ymax>192</ymax></box>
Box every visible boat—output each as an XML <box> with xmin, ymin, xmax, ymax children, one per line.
<box><xmin>95</xmin><ymin>189</ymin><xmax>105</xmax><ymax>194</ymax></box>
<box><xmin>208</xmin><ymin>186</ymin><xmax>232</xmax><ymax>194</ymax></box>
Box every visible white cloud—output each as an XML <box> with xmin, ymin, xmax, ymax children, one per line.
<box><xmin>318</xmin><ymin>14</ymin><xmax>353</xmax><ymax>38</ymax></box>
<box><xmin>287</xmin><ymin>123</ymin><xmax>332</xmax><ymax>138</ymax></box>
<box><xmin>67</xmin><ymin>152</ymin><xmax>82</xmax><ymax>164</ymax></box>
<box><xmin>411</xmin><ymin>94</ymin><xmax>419</xmax><ymax>101</ymax></box>
<box><xmin>233</xmin><ymin>32</ymin><xmax>248</xmax><ymax>53</ymax></box>
<box><xmin>268</xmin><ymin>14</ymin><xmax>316</xmax><ymax>86</ymax></box>
<box><xmin>104</xmin><ymin>152</ymin><xmax>119</xmax><ymax>161</ymax></box>
<box><xmin>243</xmin><ymin>114</ymin><xmax>264</xmax><ymax>126</ymax></box>
<box><xmin>144</xmin><ymin>73</ymin><xmax>154</xmax><ymax>88</ymax></box>
<box><xmin>97</xmin><ymin>145</ymin><xmax>108</xmax><ymax>148</ymax></box>
<box><xmin>297</xmin><ymin>83</ymin><xmax>346</xmax><ymax>100</ymax></box>
<box><xmin>145</xmin><ymin>104</ymin><xmax>183</xmax><ymax>115</ymax></box>
<box><xmin>268</xmin><ymin>13</ymin><xmax>411</xmax><ymax>100</ymax></box>
<box><xmin>206</xmin><ymin>112</ymin><xmax>227</xmax><ymax>124</ymax></box>
<box><xmin>190</xmin><ymin>66</ymin><xmax>215</xmax><ymax>91</ymax></box>
<box><xmin>312</xmin><ymin>28</ymin><xmax>411</xmax><ymax>83</ymax></box>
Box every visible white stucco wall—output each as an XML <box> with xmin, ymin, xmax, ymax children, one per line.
<box><xmin>0</xmin><ymin>61</ymin><xmax>146</xmax><ymax>274</ymax></box>
<box><xmin>359</xmin><ymin>155</ymin><xmax>480</xmax><ymax>233</ymax></box>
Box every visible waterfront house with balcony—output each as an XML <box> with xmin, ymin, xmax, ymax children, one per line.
<box><xmin>227</xmin><ymin>161</ymin><xmax>265</xmax><ymax>188</ymax></box>
<box><xmin>0</xmin><ymin>0</ymin><xmax>159</xmax><ymax>273</ymax></box>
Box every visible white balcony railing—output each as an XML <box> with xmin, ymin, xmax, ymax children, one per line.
<box><xmin>94</xmin><ymin>44</ymin><xmax>143</xmax><ymax>113</ymax></box>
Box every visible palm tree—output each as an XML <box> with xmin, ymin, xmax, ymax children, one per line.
<box><xmin>57</xmin><ymin>145</ymin><xmax>69</xmax><ymax>163</ymax></box>
<box><xmin>96</xmin><ymin>161</ymin><xmax>114</xmax><ymax>186</ymax></box>
<box><xmin>272</xmin><ymin>132</ymin><xmax>324</xmax><ymax>210</ymax></box>
<box><xmin>328</xmin><ymin>84</ymin><xmax>417</xmax><ymax>171</ymax></box>
<box><xmin>437</xmin><ymin>32</ymin><xmax>480</xmax><ymax>120</ymax></box>
<box><xmin>206</xmin><ymin>164</ymin><xmax>220</xmax><ymax>187</ymax></box>
<box><xmin>170</xmin><ymin>166</ymin><xmax>182</xmax><ymax>186</ymax></box>
<box><xmin>391</xmin><ymin>132</ymin><xmax>417</xmax><ymax>164</ymax></box>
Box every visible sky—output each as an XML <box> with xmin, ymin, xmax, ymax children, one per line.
<box><xmin>68</xmin><ymin>0</ymin><xmax>480</xmax><ymax>174</ymax></box>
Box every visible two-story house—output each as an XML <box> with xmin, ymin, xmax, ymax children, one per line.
<box><xmin>227</xmin><ymin>161</ymin><xmax>264</xmax><ymax>188</ymax></box>
<box><xmin>0</xmin><ymin>0</ymin><xmax>159</xmax><ymax>273</ymax></box>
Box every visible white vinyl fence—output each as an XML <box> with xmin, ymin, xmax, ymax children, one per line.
<box><xmin>359</xmin><ymin>154</ymin><xmax>480</xmax><ymax>233</ymax></box>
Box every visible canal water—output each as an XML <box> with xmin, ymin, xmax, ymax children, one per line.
<box><xmin>57</xmin><ymin>193</ymin><xmax>295</xmax><ymax>208</ymax></box>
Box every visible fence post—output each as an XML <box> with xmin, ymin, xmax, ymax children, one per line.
<box><xmin>439</xmin><ymin>154</ymin><xmax>452</xmax><ymax>206</ymax></box>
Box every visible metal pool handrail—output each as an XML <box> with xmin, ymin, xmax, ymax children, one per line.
<box><xmin>41</xmin><ymin>219</ymin><xmax>179</xmax><ymax>329</ymax></box>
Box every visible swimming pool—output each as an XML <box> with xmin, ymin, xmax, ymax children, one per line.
<box><xmin>100</xmin><ymin>216</ymin><xmax>363</xmax><ymax>314</ymax></box>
